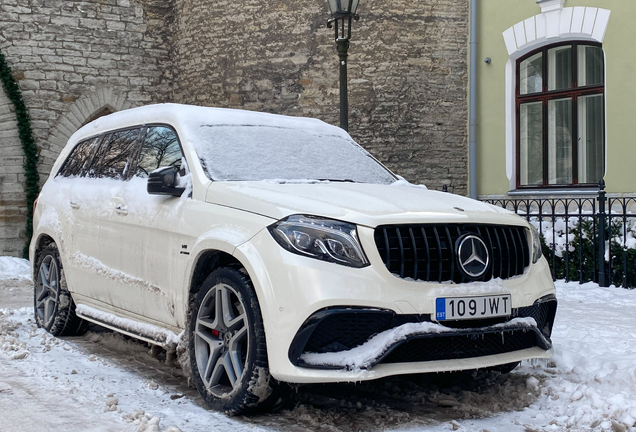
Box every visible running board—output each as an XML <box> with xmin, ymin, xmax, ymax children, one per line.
<box><xmin>75</xmin><ymin>304</ymin><xmax>182</xmax><ymax>348</ymax></box>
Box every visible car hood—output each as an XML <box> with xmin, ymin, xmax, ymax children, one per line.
<box><xmin>205</xmin><ymin>181</ymin><xmax>525</xmax><ymax>228</ymax></box>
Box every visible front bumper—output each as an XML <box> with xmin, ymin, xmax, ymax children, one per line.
<box><xmin>236</xmin><ymin>226</ymin><xmax>557</xmax><ymax>384</ymax></box>
<box><xmin>290</xmin><ymin>295</ymin><xmax>556</xmax><ymax>370</ymax></box>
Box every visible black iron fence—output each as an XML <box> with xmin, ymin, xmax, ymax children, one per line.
<box><xmin>482</xmin><ymin>181</ymin><xmax>636</xmax><ymax>289</ymax></box>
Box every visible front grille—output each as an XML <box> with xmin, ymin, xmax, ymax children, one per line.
<box><xmin>379</xmin><ymin>329</ymin><xmax>539</xmax><ymax>364</ymax></box>
<box><xmin>374</xmin><ymin>224</ymin><xmax>530</xmax><ymax>283</ymax></box>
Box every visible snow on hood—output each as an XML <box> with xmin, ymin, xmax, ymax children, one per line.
<box><xmin>205</xmin><ymin>181</ymin><xmax>525</xmax><ymax>227</ymax></box>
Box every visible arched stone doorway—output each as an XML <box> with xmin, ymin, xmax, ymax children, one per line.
<box><xmin>0</xmin><ymin>86</ymin><xmax>132</xmax><ymax>257</ymax></box>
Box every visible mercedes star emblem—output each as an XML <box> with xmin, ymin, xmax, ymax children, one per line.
<box><xmin>456</xmin><ymin>235</ymin><xmax>490</xmax><ymax>278</ymax></box>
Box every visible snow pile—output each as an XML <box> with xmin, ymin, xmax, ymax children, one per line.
<box><xmin>534</xmin><ymin>282</ymin><xmax>636</xmax><ymax>431</ymax></box>
<box><xmin>0</xmin><ymin>306</ymin><xmax>232</xmax><ymax>432</ymax></box>
<box><xmin>104</xmin><ymin>395</ymin><xmax>119</xmax><ymax>412</ymax></box>
<box><xmin>0</xmin><ymin>309</ymin><xmax>30</xmax><ymax>360</ymax></box>
<box><xmin>124</xmin><ymin>410</ymin><xmax>180</xmax><ymax>432</ymax></box>
<box><xmin>0</xmin><ymin>257</ymin><xmax>31</xmax><ymax>281</ymax></box>
<box><xmin>301</xmin><ymin>318</ymin><xmax>537</xmax><ymax>369</ymax></box>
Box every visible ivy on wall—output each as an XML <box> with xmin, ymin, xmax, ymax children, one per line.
<box><xmin>0</xmin><ymin>50</ymin><xmax>40</xmax><ymax>259</ymax></box>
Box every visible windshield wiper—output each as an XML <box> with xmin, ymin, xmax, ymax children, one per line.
<box><xmin>316</xmin><ymin>179</ymin><xmax>357</xmax><ymax>183</ymax></box>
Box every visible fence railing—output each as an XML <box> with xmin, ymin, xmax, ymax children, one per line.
<box><xmin>481</xmin><ymin>181</ymin><xmax>636</xmax><ymax>289</ymax></box>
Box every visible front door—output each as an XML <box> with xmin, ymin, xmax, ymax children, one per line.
<box><xmin>99</xmin><ymin>125</ymin><xmax>190</xmax><ymax>327</ymax></box>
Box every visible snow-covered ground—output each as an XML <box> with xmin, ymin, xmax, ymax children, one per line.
<box><xmin>1</xmin><ymin>256</ymin><xmax>635</xmax><ymax>432</ymax></box>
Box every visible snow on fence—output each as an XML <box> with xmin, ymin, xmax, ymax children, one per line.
<box><xmin>482</xmin><ymin>182</ymin><xmax>636</xmax><ymax>289</ymax></box>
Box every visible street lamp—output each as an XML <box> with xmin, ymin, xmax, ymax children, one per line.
<box><xmin>326</xmin><ymin>0</ymin><xmax>360</xmax><ymax>132</ymax></box>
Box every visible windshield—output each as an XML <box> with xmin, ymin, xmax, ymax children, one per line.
<box><xmin>192</xmin><ymin>125</ymin><xmax>396</xmax><ymax>184</ymax></box>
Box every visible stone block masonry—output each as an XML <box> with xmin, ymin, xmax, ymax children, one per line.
<box><xmin>173</xmin><ymin>0</ymin><xmax>468</xmax><ymax>194</ymax></box>
<box><xmin>0</xmin><ymin>0</ymin><xmax>468</xmax><ymax>256</ymax></box>
<box><xmin>0</xmin><ymin>91</ymin><xmax>26</xmax><ymax>257</ymax></box>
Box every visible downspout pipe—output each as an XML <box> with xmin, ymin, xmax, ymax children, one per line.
<box><xmin>468</xmin><ymin>0</ymin><xmax>478</xmax><ymax>199</ymax></box>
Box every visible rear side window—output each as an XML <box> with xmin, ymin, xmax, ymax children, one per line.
<box><xmin>57</xmin><ymin>136</ymin><xmax>100</xmax><ymax>177</ymax></box>
<box><xmin>89</xmin><ymin>128</ymin><xmax>142</xmax><ymax>179</ymax></box>
<box><xmin>135</xmin><ymin>126</ymin><xmax>183</xmax><ymax>178</ymax></box>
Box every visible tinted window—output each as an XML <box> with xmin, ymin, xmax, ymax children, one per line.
<box><xmin>90</xmin><ymin>128</ymin><xmax>141</xmax><ymax>179</ymax></box>
<box><xmin>135</xmin><ymin>126</ymin><xmax>183</xmax><ymax>178</ymax></box>
<box><xmin>57</xmin><ymin>136</ymin><xmax>100</xmax><ymax>178</ymax></box>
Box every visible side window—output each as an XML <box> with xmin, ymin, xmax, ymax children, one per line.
<box><xmin>90</xmin><ymin>128</ymin><xmax>141</xmax><ymax>180</ymax></box>
<box><xmin>57</xmin><ymin>136</ymin><xmax>100</xmax><ymax>177</ymax></box>
<box><xmin>135</xmin><ymin>126</ymin><xmax>183</xmax><ymax>178</ymax></box>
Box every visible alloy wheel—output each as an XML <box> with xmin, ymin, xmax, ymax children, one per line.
<box><xmin>35</xmin><ymin>255</ymin><xmax>60</xmax><ymax>327</ymax></box>
<box><xmin>194</xmin><ymin>283</ymin><xmax>249</xmax><ymax>397</ymax></box>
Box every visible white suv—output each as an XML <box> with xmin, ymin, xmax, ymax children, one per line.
<box><xmin>31</xmin><ymin>103</ymin><xmax>557</xmax><ymax>414</ymax></box>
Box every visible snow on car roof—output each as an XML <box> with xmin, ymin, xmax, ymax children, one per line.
<box><xmin>68</xmin><ymin>103</ymin><xmax>348</xmax><ymax>146</ymax></box>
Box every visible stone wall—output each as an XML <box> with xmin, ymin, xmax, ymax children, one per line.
<box><xmin>0</xmin><ymin>0</ymin><xmax>173</xmax><ymax>256</ymax></box>
<box><xmin>0</xmin><ymin>0</ymin><xmax>468</xmax><ymax>256</ymax></box>
<box><xmin>172</xmin><ymin>0</ymin><xmax>469</xmax><ymax>193</ymax></box>
<box><xmin>0</xmin><ymin>89</ymin><xmax>24</xmax><ymax>256</ymax></box>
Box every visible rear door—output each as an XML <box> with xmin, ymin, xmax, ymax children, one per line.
<box><xmin>82</xmin><ymin>127</ymin><xmax>149</xmax><ymax>310</ymax></box>
<box><xmin>53</xmin><ymin>135</ymin><xmax>105</xmax><ymax>297</ymax></box>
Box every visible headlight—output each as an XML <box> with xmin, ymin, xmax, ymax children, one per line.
<box><xmin>268</xmin><ymin>215</ymin><xmax>369</xmax><ymax>268</ymax></box>
<box><xmin>530</xmin><ymin>224</ymin><xmax>542</xmax><ymax>264</ymax></box>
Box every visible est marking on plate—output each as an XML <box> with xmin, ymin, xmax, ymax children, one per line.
<box><xmin>436</xmin><ymin>295</ymin><xmax>511</xmax><ymax>321</ymax></box>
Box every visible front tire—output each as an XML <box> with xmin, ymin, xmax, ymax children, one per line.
<box><xmin>34</xmin><ymin>244</ymin><xmax>86</xmax><ymax>336</ymax></box>
<box><xmin>189</xmin><ymin>267</ymin><xmax>276</xmax><ymax>415</ymax></box>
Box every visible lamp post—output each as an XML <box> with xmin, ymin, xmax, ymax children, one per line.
<box><xmin>326</xmin><ymin>0</ymin><xmax>360</xmax><ymax>132</ymax></box>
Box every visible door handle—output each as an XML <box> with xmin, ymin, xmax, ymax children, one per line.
<box><xmin>114</xmin><ymin>204</ymin><xmax>128</xmax><ymax>216</ymax></box>
<box><xmin>70</xmin><ymin>201</ymin><xmax>80</xmax><ymax>209</ymax></box>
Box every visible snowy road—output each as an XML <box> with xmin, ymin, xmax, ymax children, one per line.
<box><xmin>1</xmin><ymin>257</ymin><xmax>635</xmax><ymax>432</ymax></box>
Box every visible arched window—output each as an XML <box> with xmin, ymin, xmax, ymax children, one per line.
<box><xmin>516</xmin><ymin>42</ymin><xmax>604</xmax><ymax>188</ymax></box>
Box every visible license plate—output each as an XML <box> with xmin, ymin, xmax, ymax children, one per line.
<box><xmin>435</xmin><ymin>295</ymin><xmax>511</xmax><ymax>321</ymax></box>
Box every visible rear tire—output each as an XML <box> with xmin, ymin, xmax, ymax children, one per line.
<box><xmin>188</xmin><ymin>267</ymin><xmax>278</xmax><ymax>415</ymax></box>
<box><xmin>34</xmin><ymin>244</ymin><xmax>86</xmax><ymax>336</ymax></box>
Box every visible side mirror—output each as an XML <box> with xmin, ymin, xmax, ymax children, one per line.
<box><xmin>147</xmin><ymin>166</ymin><xmax>185</xmax><ymax>197</ymax></box>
